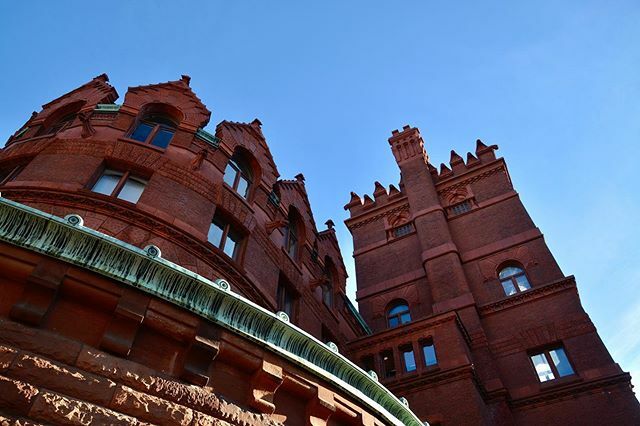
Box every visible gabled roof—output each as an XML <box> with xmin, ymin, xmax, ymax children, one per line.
<box><xmin>124</xmin><ymin>75</ymin><xmax>211</xmax><ymax>128</ymax></box>
<box><xmin>40</xmin><ymin>73</ymin><xmax>118</xmax><ymax>111</ymax></box>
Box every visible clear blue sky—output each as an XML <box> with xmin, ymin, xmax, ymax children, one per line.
<box><xmin>1</xmin><ymin>1</ymin><xmax>639</xmax><ymax>391</ymax></box>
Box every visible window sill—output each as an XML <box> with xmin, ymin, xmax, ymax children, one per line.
<box><xmin>118</xmin><ymin>137</ymin><xmax>167</xmax><ymax>153</ymax></box>
<box><xmin>539</xmin><ymin>374</ymin><xmax>582</xmax><ymax>391</ymax></box>
<box><xmin>221</xmin><ymin>181</ymin><xmax>255</xmax><ymax>213</ymax></box>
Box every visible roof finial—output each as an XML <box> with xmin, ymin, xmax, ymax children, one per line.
<box><xmin>181</xmin><ymin>75</ymin><xmax>191</xmax><ymax>85</ymax></box>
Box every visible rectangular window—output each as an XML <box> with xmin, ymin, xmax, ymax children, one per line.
<box><xmin>530</xmin><ymin>346</ymin><xmax>575</xmax><ymax>383</ymax></box>
<box><xmin>361</xmin><ymin>355</ymin><xmax>375</xmax><ymax>373</ymax></box>
<box><xmin>450</xmin><ymin>200</ymin><xmax>472</xmax><ymax>216</ymax></box>
<box><xmin>393</xmin><ymin>223</ymin><xmax>413</xmax><ymax>238</ymax></box>
<box><xmin>381</xmin><ymin>349</ymin><xmax>396</xmax><ymax>378</ymax></box>
<box><xmin>422</xmin><ymin>340</ymin><xmax>438</xmax><ymax>367</ymax></box>
<box><xmin>401</xmin><ymin>346</ymin><xmax>417</xmax><ymax>372</ymax></box>
<box><xmin>92</xmin><ymin>170</ymin><xmax>146</xmax><ymax>204</ymax></box>
<box><xmin>207</xmin><ymin>213</ymin><xmax>242</xmax><ymax>261</ymax></box>
<box><xmin>277</xmin><ymin>277</ymin><xmax>296</xmax><ymax>320</ymax></box>
<box><xmin>0</xmin><ymin>164</ymin><xmax>25</xmax><ymax>186</ymax></box>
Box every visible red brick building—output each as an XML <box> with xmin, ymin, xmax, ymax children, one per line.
<box><xmin>345</xmin><ymin>126</ymin><xmax>640</xmax><ymax>424</ymax></box>
<box><xmin>0</xmin><ymin>75</ymin><xmax>637</xmax><ymax>425</ymax></box>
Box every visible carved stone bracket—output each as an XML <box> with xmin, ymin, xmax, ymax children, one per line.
<box><xmin>99</xmin><ymin>289</ymin><xmax>149</xmax><ymax>357</ymax></box>
<box><xmin>10</xmin><ymin>258</ymin><xmax>67</xmax><ymax>326</ymax></box>
<box><xmin>266</xmin><ymin>219</ymin><xmax>288</xmax><ymax>235</ymax></box>
<box><xmin>78</xmin><ymin>111</ymin><xmax>96</xmax><ymax>138</ymax></box>
<box><xmin>307</xmin><ymin>386</ymin><xmax>336</xmax><ymax>426</ymax></box>
<box><xmin>180</xmin><ymin>323</ymin><xmax>221</xmax><ymax>386</ymax></box>
<box><xmin>248</xmin><ymin>360</ymin><xmax>284</xmax><ymax>414</ymax></box>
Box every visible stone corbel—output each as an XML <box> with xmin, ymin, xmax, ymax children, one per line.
<box><xmin>190</xmin><ymin>149</ymin><xmax>208</xmax><ymax>171</ymax></box>
<box><xmin>248</xmin><ymin>359</ymin><xmax>283</xmax><ymax>414</ymax></box>
<box><xmin>266</xmin><ymin>219</ymin><xmax>288</xmax><ymax>235</ymax></box>
<box><xmin>180</xmin><ymin>323</ymin><xmax>221</xmax><ymax>386</ymax></box>
<box><xmin>10</xmin><ymin>259</ymin><xmax>67</xmax><ymax>326</ymax></box>
<box><xmin>306</xmin><ymin>386</ymin><xmax>336</xmax><ymax>426</ymax></box>
<box><xmin>309</xmin><ymin>277</ymin><xmax>328</xmax><ymax>291</ymax></box>
<box><xmin>78</xmin><ymin>111</ymin><xmax>96</xmax><ymax>138</ymax></box>
<box><xmin>99</xmin><ymin>289</ymin><xmax>149</xmax><ymax>356</ymax></box>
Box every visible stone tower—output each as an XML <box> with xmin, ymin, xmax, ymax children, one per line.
<box><xmin>345</xmin><ymin>125</ymin><xmax>640</xmax><ymax>425</ymax></box>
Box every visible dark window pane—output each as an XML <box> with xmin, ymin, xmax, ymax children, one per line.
<box><xmin>118</xmin><ymin>177</ymin><xmax>146</xmax><ymax>203</ymax></box>
<box><xmin>92</xmin><ymin>171</ymin><xmax>122</xmax><ymax>195</ymax></box>
<box><xmin>381</xmin><ymin>351</ymin><xmax>396</xmax><ymax>378</ymax></box>
<box><xmin>322</xmin><ymin>285</ymin><xmax>332</xmax><ymax>307</ymax></box>
<box><xmin>550</xmin><ymin>348</ymin><xmax>574</xmax><ymax>377</ymax></box>
<box><xmin>150</xmin><ymin>128</ymin><xmax>174</xmax><ymax>149</ymax></box>
<box><xmin>131</xmin><ymin>123</ymin><xmax>153</xmax><ymax>142</ymax></box>
<box><xmin>393</xmin><ymin>224</ymin><xmax>413</xmax><ymax>237</ymax></box>
<box><xmin>400</xmin><ymin>312</ymin><xmax>411</xmax><ymax>324</ymax></box>
<box><xmin>287</xmin><ymin>234</ymin><xmax>298</xmax><ymax>258</ymax></box>
<box><xmin>422</xmin><ymin>342</ymin><xmax>437</xmax><ymax>366</ymax></box>
<box><xmin>403</xmin><ymin>349</ymin><xmax>417</xmax><ymax>372</ymax></box>
<box><xmin>388</xmin><ymin>317</ymin><xmax>399</xmax><ymax>328</ymax></box>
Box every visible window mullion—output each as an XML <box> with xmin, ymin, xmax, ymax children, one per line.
<box><xmin>112</xmin><ymin>172</ymin><xmax>129</xmax><ymax>197</ymax></box>
<box><xmin>147</xmin><ymin>125</ymin><xmax>160</xmax><ymax>144</ymax></box>
<box><xmin>220</xmin><ymin>224</ymin><xmax>230</xmax><ymax>250</ymax></box>
<box><xmin>545</xmin><ymin>351</ymin><xmax>560</xmax><ymax>378</ymax></box>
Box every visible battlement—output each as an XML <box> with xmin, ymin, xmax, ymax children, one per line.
<box><xmin>344</xmin><ymin>182</ymin><xmax>405</xmax><ymax>217</ymax></box>
<box><xmin>432</xmin><ymin>139</ymin><xmax>499</xmax><ymax>183</ymax></box>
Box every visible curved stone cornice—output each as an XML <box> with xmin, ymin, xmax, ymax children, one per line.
<box><xmin>0</xmin><ymin>197</ymin><xmax>424</xmax><ymax>426</ymax></box>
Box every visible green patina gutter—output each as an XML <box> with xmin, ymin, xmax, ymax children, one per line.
<box><xmin>0</xmin><ymin>196</ymin><xmax>425</xmax><ymax>426</ymax></box>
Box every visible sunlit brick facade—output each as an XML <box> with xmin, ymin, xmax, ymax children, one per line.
<box><xmin>0</xmin><ymin>75</ymin><xmax>638</xmax><ymax>425</ymax></box>
<box><xmin>344</xmin><ymin>125</ymin><xmax>640</xmax><ymax>424</ymax></box>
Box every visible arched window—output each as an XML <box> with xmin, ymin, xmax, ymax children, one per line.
<box><xmin>36</xmin><ymin>101</ymin><xmax>84</xmax><ymax>136</ymax></box>
<box><xmin>498</xmin><ymin>264</ymin><xmax>531</xmax><ymax>296</ymax></box>
<box><xmin>387</xmin><ymin>300</ymin><xmax>411</xmax><ymax>328</ymax></box>
<box><xmin>130</xmin><ymin>103</ymin><xmax>181</xmax><ymax>149</ymax></box>
<box><xmin>224</xmin><ymin>153</ymin><xmax>253</xmax><ymax>199</ymax></box>
<box><xmin>323</xmin><ymin>258</ymin><xmax>337</xmax><ymax>308</ymax></box>
<box><xmin>285</xmin><ymin>208</ymin><xmax>303</xmax><ymax>260</ymax></box>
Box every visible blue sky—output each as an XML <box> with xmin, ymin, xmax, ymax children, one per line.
<box><xmin>1</xmin><ymin>1</ymin><xmax>639</xmax><ymax>392</ymax></box>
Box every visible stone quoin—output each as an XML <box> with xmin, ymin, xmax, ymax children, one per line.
<box><xmin>0</xmin><ymin>75</ymin><xmax>638</xmax><ymax>425</ymax></box>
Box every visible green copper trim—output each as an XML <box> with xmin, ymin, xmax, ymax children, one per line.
<box><xmin>0</xmin><ymin>196</ymin><xmax>424</xmax><ymax>426</ymax></box>
<box><xmin>94</xmin><ymin>103</ymin><xmax>121</xmax><ymax>112</ymax></box>
<box><xmin>344</xmin><ymin>295</ymin><xmax>372</xmax><ymax>335</ymax></box>
<box><xmin>195</xmin><ymin>128</ymin><xmax>220</xmax><ymax>149</ymax></box>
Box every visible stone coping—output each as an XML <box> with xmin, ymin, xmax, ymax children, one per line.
<box><xmin>0</xmin><ymin>196</ymin><xmax>425</xmax><ymax>426</ymax></box>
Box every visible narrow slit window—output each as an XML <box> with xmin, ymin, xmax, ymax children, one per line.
<box><xmin>422</xmin><ymin>340</ymin><xmax>438</xmax><ymax>367</ymax></box>
<box><xmin>401</xmin><ymin>346</ymin><xmax>417</xmax><ymax>372</ymax></box>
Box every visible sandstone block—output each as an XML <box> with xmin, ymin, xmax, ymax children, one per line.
<box><xmin>8</xmin><ymin>352</ymin><xmax>116</xmax><ymax>406</ymax></box>
<box><xmin>28</xmin><ymin>391</ymin><xmax>143</xmax><ymax>426</ymax></box>
<box><xmin>0</xmin><ymin>375</ymin><xmax>39</xmax><ymax>416</ymax></box>
<box><xmin>0</xmin><ymin>319</ymin><xmax>81</xmax><ymax>365</ymax></box>
<box><xmin>110</xmin><ymin>385</ymin><xmax>194</xmax><ymax>425</ymax></box>
<box><xmin>0</xmin><ymin>345</ymin><xmax>18</xmax><ymax>372</ymax></box>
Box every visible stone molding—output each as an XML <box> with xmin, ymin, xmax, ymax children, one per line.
<box><xmin>0</xmin><ymin>196</ymin><xmax>423</xmax><ymax>426</ymax></box>
<box><xmin>478</xmin><ymin>276</ymin><xmax>577</xmax><ymax>316</ymax></box>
